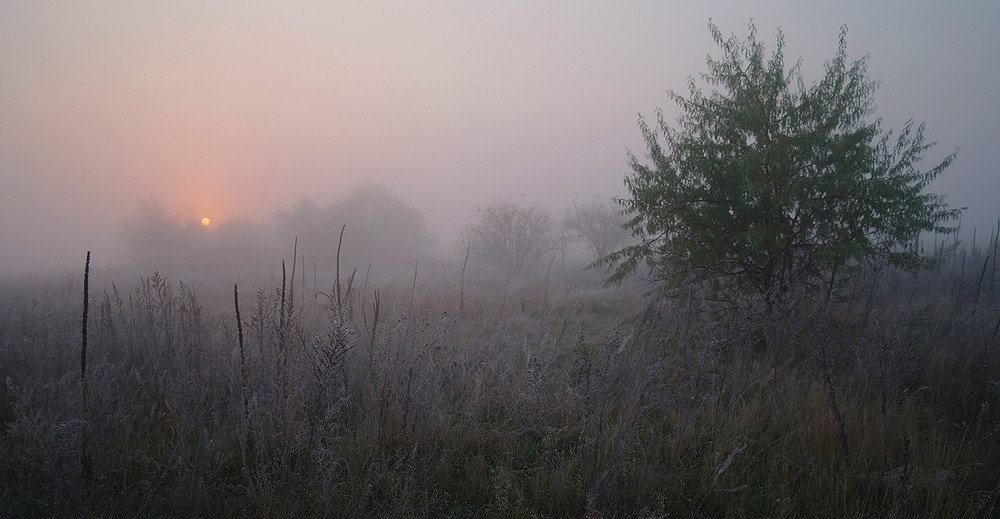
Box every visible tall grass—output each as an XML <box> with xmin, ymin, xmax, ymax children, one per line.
<box><xmin>0</xmin><ymin>242</ymin><xmax>998</xmax><ymax>517</ymax></box>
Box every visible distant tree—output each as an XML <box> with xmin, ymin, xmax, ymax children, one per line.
<box><xmin>598</xmin><ymin>22</ymin><xmax>962</xmax><ymax>305</ymax></box>
<box><xmin>124</xmin><ymin>199</ymin><xmax>276</xmax><ymax>275</ymax></box>
<box><xmin>562</xmin><ymin>197</ymin><xmax>630</xmax><ymax>261</ymax></box>
<box><xmin>274</xmin><ymin>183</ymin><xmax>432</xmax><ymax>268</ymax></box>
<box><xmin>123</xmin><ymin>199</ymin><xmax>203</xmax><ymax>267</ymax></box>
<box><xmin>273</xmin><ymin>197</ymin><xmax>324</xmax><ymax>247</ymax></box>
<box><xmin>329</xmin><ymin>183</ymin><xmax>433</xmax><ymax>262</ymax></box>
<box><xmin>463</xmin><ymin>199</ymin><xmax>559</xmax><ymax>277</ymax></box>
<box><xmin>207</xmin><ymin>219</ymin><xmax>278</xmax><ymax>269</ymax></box>
<box><xmin>274</xmin><ymin>196</ymin><xmax>333</xmax><ymax>261</ymax></box>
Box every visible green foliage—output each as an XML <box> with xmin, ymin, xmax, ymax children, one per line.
<box><xmin>599</xmin><ymin>22</ymin><xmax>962</xmax><ymax>302</ymax></box>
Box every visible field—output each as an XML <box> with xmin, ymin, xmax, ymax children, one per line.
<box><xmin>1</xmin><ymin>246</ymin><xmax>999</xmax><ymax>518</ymax></box>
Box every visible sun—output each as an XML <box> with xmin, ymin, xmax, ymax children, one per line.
<box><xmin>201</xmin><ymin>217</ymin><xmax>211</xmax><ymax>227</ymax></box>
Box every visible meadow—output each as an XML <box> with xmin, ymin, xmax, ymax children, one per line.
<box><xmin>1</xmin><ymin>241</ymin><xmax>998</xmax><ymax>518</ymax></box>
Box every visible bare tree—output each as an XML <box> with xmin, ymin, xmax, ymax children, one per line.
<box><xmin>462</xmin><ymin>199</ymin><xmax>559</xmax><ymax>277</ymax></box>
<box><xmin>562</xmin><ymin>197</ymin><xmax>630</xmax><ymax>261</ymax></box>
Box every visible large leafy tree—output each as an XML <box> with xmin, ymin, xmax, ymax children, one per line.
<box><xmin>599</xmin><ymin>22</ymin><xmax>961</xmax><ymax>303</ymax></box>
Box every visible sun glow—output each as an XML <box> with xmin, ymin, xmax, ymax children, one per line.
<box><xmin>201</xmin><ymin>217</ymin><xmax>211</xmax><ymax>227</ymax></box>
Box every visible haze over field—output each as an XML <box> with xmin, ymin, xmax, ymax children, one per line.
<box><xmin>2</xmin><ymin>0</ymin><xmax>997</xmax><ymax>273</ymax></box>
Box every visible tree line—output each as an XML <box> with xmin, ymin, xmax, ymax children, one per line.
<box><xmin>125</xmin><ymin>21</ymin><xmax>961</xmax><ymax>306</ymax></box>
<box><xmin>122</xmin><ymin>186</ymin><xmax>630</xmax><ymax>279</ymax></box>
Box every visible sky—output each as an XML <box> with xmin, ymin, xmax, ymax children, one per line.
<box><xmin>1</xmin><ymin>0</ymin><xmax>998</xmax><ymax>273</ymax></box>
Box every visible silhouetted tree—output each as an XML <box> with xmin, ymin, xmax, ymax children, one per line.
<box><xmin>208</xmin><ymin>219</ymin><xmax>279</xmax><ymax>269</ymax></box>
<box><xmin>123</xmin><ymin>199</ymin><xmax>276</xmax><ymax>276</ymax></box>
<box><xmin>122</xmin><ymin>199</ymin><xmax>203</xmax><ymax>268</ymax></box>
<box><xmin>598</xmin><ymin>22</ymin><xmax>962</xmax><ymax>305</ymax></box>
<box><xmin>274</xmin><ymin>183</ymin><xmax>432</xmax><ymax>269</ymax></box>
<box><xmin>463</xmin><ymin>199</ymin><xmax>559</xmax><ymax>277</ymax></box>
<box><xmin>562</xmin><ymin>197</ymin><xmax>630</xmax><ymax>261</ymax></box>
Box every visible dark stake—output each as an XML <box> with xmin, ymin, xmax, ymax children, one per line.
<box><xmin>80</xmin><ymin>251</ymin><xmax>93</xmax><ymax>490</ymax></box>
<box><xmin>234</xmin><ymin>283</ymin><xmax>252</xmax><ymax>457</ymax></box>
<box><xmin>81</xmin><ymin>251</ymin><xmax>90</xmax><ymax>409</ymax></box>
<box><xmin>460</xmin><ymin>241</ymin><xmax>470</xmax><ymax>312</ymax></box>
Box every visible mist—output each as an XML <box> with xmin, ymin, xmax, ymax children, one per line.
<box><xmin>5</xmin><ymin>3</ymin><xmax>1000</xmax><ymax>514</ymax></box>
<box><xmin>2</xmin><ymin>1</ymin><xmax>998</xmax><ymax>276</ymax></box>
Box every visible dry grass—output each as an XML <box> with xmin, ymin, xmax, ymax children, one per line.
<box><xmin>1</xmin><ymin>250</ymin><xmax>999</xmax><ymax>517</ymax></box>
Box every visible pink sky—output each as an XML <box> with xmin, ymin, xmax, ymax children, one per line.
<box><xmin>2</xmin><ymin>1</ymin><xmax>998</xmax><ymax>272</ymax></box>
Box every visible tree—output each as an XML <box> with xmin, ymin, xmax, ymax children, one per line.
<box><xmin>123</xmin><ymin>199</ymin><xmax>278</xmax><ymax>276</ymax></box>
<box><xmin>330</xmin><ymin>183</ymin><xmax>433</xmax><ymax>262</ymax></box>
<box><xmin>274</xmin><ymin>184</ymin><xmax>433</xmax><ymax>269</ymax></box>
<box><xmin>122</xmin><ymin>199</ymin><xmax>204</xmax><ymax>268</ymax></box>
<box><xmin>562</xmin><ymin>197</ymin><xmax>630</xmax><ymax>261</ymax></box>
<box><xmin>462</xmin><ymin>199</ymin><xmax>559</xmax><ymax>277</ymax></box>
<box><xmin>598</xmin><ymin>22</ymin><xmax>962</xmax><ymax>304</ymax></box>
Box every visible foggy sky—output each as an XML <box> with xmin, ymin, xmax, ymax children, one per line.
<box><xmin>2</xmin><ymin>0</ymin><xmax>998</xmax><ymax>273</ymax></box>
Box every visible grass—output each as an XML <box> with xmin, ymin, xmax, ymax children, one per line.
<box><xmin>1</xmin><ymin>247</ymin><xmax>999</xmax><ymax>517</ymax></box>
